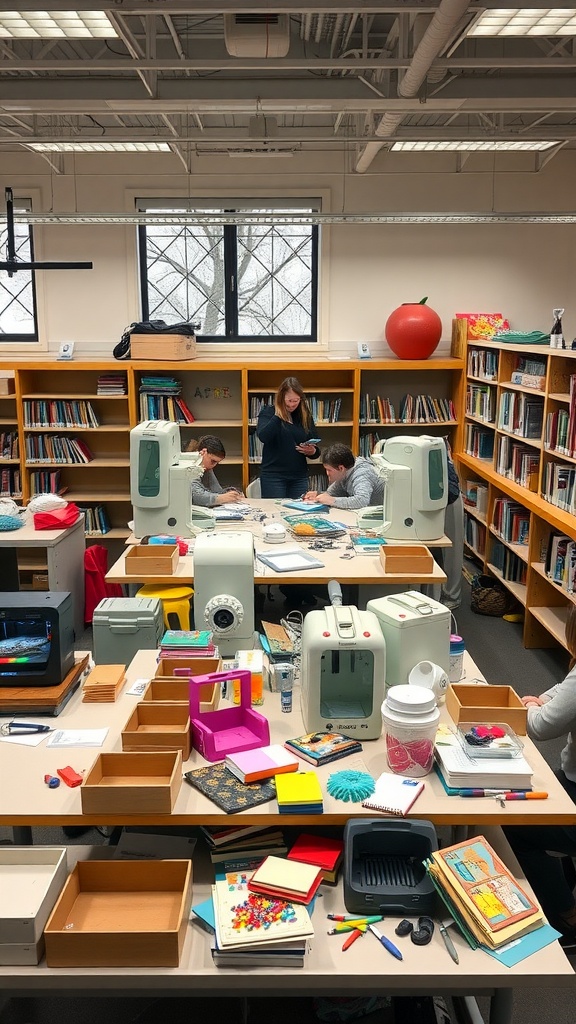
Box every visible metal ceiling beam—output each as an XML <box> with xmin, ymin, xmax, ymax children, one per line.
<box><xmin>4</xmin><ymin>56</ymin><xmax>576</xmax><ymax>71</ymax></box>
<box><xmin>0</xmin><ymin>0</ymin><xmax>554</xmax><ymax>12</ymax></box>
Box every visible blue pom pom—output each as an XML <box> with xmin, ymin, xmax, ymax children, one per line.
<box><xmin>0</xmin><ymin>514</ymin><xmax>23</xmax><ymax>531</ymax></box>
<box><xmin>327</xmin><ymin>769</ymin><xmax>375</xmax><ymax>803</ymax></box>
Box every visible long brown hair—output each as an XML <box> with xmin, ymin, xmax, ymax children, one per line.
<box><xmin>274</xmin><ymin>377</ymin><xmax>312</xmax><ymax>430</ymax></box>
<box><xmin>566</xmin><ymin>603</ymin><xmax>576</xmax><ymax>669</ymax></box>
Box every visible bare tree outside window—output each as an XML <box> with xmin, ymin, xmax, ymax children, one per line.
<box><xmin>139</xmin><ymin>205</ymin><xmax>318</xmax><ymax>342</ymax></box>
<box><xmin>0</xmin><ymin>209</ymin><xmax>38</xmax><ymax>341</ymax></box>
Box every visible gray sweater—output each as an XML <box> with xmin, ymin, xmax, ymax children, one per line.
<box><xmin>190</xmin><ymin>469</ymin><xmax>223</xmax><ymax>508</ymax></box>
<box><xmin>526</xmin><ymin>664</ymin><xmax>576</xmax><ymax>782</ymax></box>
<box><xmin>326</xmin><ymin>457</ymin><xmax>384</xmax><ymax>510</ymax></box>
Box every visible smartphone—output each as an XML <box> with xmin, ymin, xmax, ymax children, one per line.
<box><xmin>307</xmin><ymin>438</ymin><xmax>321</xmax><ymax>445</ymax></box>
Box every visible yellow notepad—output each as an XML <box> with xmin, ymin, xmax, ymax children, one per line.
<box><xmin>276</xmin><ymin>771</ymin><xmax>323</xmax><ymax>805</ymax></box>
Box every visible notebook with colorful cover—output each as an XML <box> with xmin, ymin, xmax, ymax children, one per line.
<box><xmin>213</xmin><ymin>879</ymin><xmax>314</xmax><ymax>949</ymax></box>
<box><xmin>248</xmin><ymin>855</ymin><xmax>323</xmax><ymax>904</ymax></box>
<box><xmin>183</xmin><ymin>763</ymin><xmax>276</xmax><ymax>813</ymax></box>
<box><xmin>284</xmin><ymin>731</ymin><xmax>362</xmax><ymax>766</ymax></box>
<box><xmin>225</xmin><ymin>744</ymin><xmax>299</xmax><ymax>784</ymax></box>
<box><xmin>361</xmin><ymin>772</ymin><xmax>425</xmax><ymax>816</ymax></box>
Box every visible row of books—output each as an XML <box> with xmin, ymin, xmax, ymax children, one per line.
<box><xmin>359</xmin><ymin>432</ymin><xmax>384</xmax><ymax>457</ymax></box>
<box><xmin>29</xmin><ymin>469</ymin><xmax>61</xmax><ymax>494</ymax></box>
<box><xmin>492</xmin><ymin>497</ymin><xmax>530</xmax><ymax>545</ymax></box>
<box><xmin>97</xmin><ymin>374</ymin><xmax>127</xmax><ymax>396</ymax></box>
<box><xmin>248</xmin><ymin>395</ymin><xmax>274</xmax><ymax>422</ymax></box>
<box><xmin>464</xmin><ymin>479</ymin><xmax>488</xmax><ymax>516</ymax></box>
<box><xmin>0</xmin><ymin>467</ymin><xmax>20</xmax><ymax>497</ymax></box>
<box><xmin>510</xmin><ymin>355</ymin><xmax>546</xmax><ymax>391</ymax></box>
<box><xmin>79</xmin><ymin>504</ymin><xmax>112</xmax><ymax>536</ymax></box>
<box><xmin>307</xmin><ymin>397</ymin><xmax>342</xmax><ymax>423</ymax></box>
<box><xmin>542</xmin><ymin>460</ymin><xmax>576</xmax><ymax>515</ymax></box>
<box><xmin>359</xmin><ymin>393</ymin><xmax>455</xmax><ymax>424</ymax></box>
<box><xmin>545</xmin><ymin>532</ymin><xmax>576</xmax><ymax>593</ymax></box>
<box><xmin>467</xmin><ymin>347</ymin><xmax>498</xmax><ymax>380</ymax></box>
<box><xmin>138</xmin><ymin>393</ymin><xmax>195</xmax><ymax>423</ymax></box>
<box><xmin>25</xmin><ymin>435</ymin><xmax>94</xmax><ymax>465</ymax></box>
<box><xmin>248</xmin><ymin>434</ymin><xmax>264</xmax><ymax>461</ymax></box>
<box><xmin>490</xmin><ymin>541</ymin><xmax>527</xmax><ymax>584</ymax></box>
<box><xmin>466</xmin><ymin>384</ymin><xmax>495</xmax><ymax>423</ymax></box>
<box><xmin>544</xmin><ymin>407</ymin><xmax>573</xmax><ymax>457</ymax></box>
<box><xmin>23</xmin><ymin>399</ymin><xmax>100</xmax><ymax>429</ymax></box>
<box><xmin>463</xmin><ymin>514</ymin><xmax>486</xmax><ymax>556</ymax></box>
<box><xmin>464</xmin><ymin>424</ymin><xmax>494</xmax><ymax>461</ymax></box>
<box><xmin>498</xmin><ymin>390</ymin><xmax>544</xmax><ymax>439</ymax></box>
<box><xmin>496</xmin><ymin>436</ymin><xmax>539</xmax><ymax>491</ymax></box>
<box><xmin>0</xmin><ymin>431</ymin><xmax>18</xmax><ymax>459</ymax></box>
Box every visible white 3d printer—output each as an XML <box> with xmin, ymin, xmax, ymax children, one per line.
<box><xmin>130</xmin><ymin>420</ymin><xmax>216</xmax><ymax>538</ymax></box>
<box><xmin>357</xmin><ymin>434</ymin><xmax>447</xmax><ymax>541</ymax></box>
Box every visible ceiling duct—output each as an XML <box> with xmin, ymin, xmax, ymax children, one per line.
<box><xmin>224</xmin><ymin>13</ymin><xmax>290</xmax><ymax>57</ymax></box>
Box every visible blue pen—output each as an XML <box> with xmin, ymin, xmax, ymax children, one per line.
<box><xmin>368</xmin><ymin>923</ymin><xmax>403</xmax><ymax>961</ymax></box>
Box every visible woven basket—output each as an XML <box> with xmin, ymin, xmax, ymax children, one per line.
<box><xmin>470</xmin><ymin>573</ymin><xmax>510</xmax><ymax>616</ymax></box>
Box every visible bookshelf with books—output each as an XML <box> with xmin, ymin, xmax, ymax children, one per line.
<box><xmin>0</xmin><ymin>386</ymin><xmax>22</xmax><ymax>500</ymax></box>
<box><xmin>457</xmin><ymin>336</ymin><xmax>576</xmax><ymax>651</ymax></box>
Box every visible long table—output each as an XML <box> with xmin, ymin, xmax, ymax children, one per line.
<box><xmin>0</xmin><ymin>649</ymin><xmax>574</xmax><ymax>1023</ymax></box>
<box><xmin>107</xmin><ymin>500</ymin><xmax>448</xmax><ymax>587</ymax></box>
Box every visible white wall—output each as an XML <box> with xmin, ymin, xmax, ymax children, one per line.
<box><xmin>2</xmin><ymin>147</ymin><xmax>575</xmax><ymax>359</ymax></box>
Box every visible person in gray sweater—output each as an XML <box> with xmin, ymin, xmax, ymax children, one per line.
<box><xmin>505</xmin><ymin>604</ymin><xmax>576</xmax><ymax>946</ymax></box>
<box><xmin>303</xmin><ymin>443</ymin><xmax>384</xmax><ymax>510</ymax></box>
<box><xmin>186</xmin><ymin>435</ymin><xmax>244</xmax><ymax>507</ymax></box>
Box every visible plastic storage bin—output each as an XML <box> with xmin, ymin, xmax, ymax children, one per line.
<box><xmin>381</xmin><ymin>684</ymin><xmax>440</xmax><ymax>778</ymax></box>
<box><xmin>92</xmin><ymin>597</ymin><xmax>163</xmax><ymax>666</ymax></box>
<box><xmin>189</xmin><ymin>669</ymin><xmax>269</xmax><ymax>761</ymax></box>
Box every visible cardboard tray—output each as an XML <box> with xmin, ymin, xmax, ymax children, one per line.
<box><xmin>125</xmin><ymin>544</ymin><xmax>179</xmax><ymax>576</ymax></box>
<box><xmin>143</xmin><ymin>676</ymin><xmax>220</xmax><ymax>713</ymax></box>
<box><xmin>44</xmin><ymin>859</ymin><xmax>192</xmax><ymax>967</ymax></box>
<box><xmin>446</xmin><ymin>683</ymin><xmax>527</xmax><ymax>735</ymax></box>
<box><xmin>379</xmin><ymin>544</ymin><xmax>433</xmax><ymax>574</ymax></box>
<box><xmin>0</xmin><ymin>847</ymin><xmax>68</xmax><ymax>946</ymax></box>
<box><xmin>80</xmin><ymin>750</ymin><xmax>182</xmax><ymax>815</ymax></box>
<box><xmin>121</xmin><ymin>702</ymin><xmax>191</xmax><ymax>759</ymax></box>
<box><xmin>130</xmin><ymin>334</ymin><xmax>196</xmax><ymax>361</ymax></box>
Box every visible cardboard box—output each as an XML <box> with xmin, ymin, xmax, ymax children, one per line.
<box><xmin>0</xmin><ymin>847</ymin><xmax>68</xmax><ymax>947</ymax></box>
<box><xmin>125</xmin><ymin>544</ymin><xmax>179</xmax><ymax>576</ymax></box>
<box><xmin>379</xmin><ymin>544</ymin><xmax>433</xmax><ymax>575</ymax></box>
<box><xmin>121</xmin><ymin>702</ymin><xmax>191</xmax><ymax>759</ymax></box>
<box><xmin>80</xmin><ymin>750</ymin><xmax>182</xmax><ymax>815</ymax></box>
<box><xmin>446</xmin><ymin>683</ymin><xmax>527</xmax><ymax>735</ymax></box>
<box><xmin>130</xmin><ymin>334</ymin><xmax>196</xmax><ymax>361</ymax></box>
<box><xmin>44</xmin><ymin>859</ymin><xmax>192</xmax><ymax>967</ymax></box>
<box><xmin>0</xmin><ymin>376</ymin><xmax>15</xmax><ymax>396</ymax></box>
<box><xmin>143</xmin><ymin>676</ymin><xmax>220</xmax><ymax>713</ymax></box>
<box><xmin>0</xmin><ymin>937</ymin><xmax>44</xmax><ymax>966</ymax></box>
<box><xmin>32</xmin><ymin>573</ymin><xmax>49</xmax><ymax>591</ymax></box>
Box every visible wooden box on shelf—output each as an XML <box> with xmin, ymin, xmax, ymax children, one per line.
<box><xmin>44</xmin><ymin>859</ymin><xmax>192</xmax><ymax>967</ymax></box>
<box><xmin>121</xmin><ymin>702</ymin><xmax>191</xmax><ymax>759</ymax></box>
<box><xmin>130</xmin><ymin>334</ymin><xmax>196</xmax><ymax>361</ymax></box>
<box><xmin>80</xmin><ymin>750</ymin><xmax>182</xmax><ymax>815</ymax></box>
<box><xmin>379</xmin><ymin>544</ymin><xmax>433</xmax><ymax>574</ymax></box>
<box><xmin>0</xmin><ymin>377</ymin><xmax>15</xmax><ymax>395</ymax></box>
<box><xmin>446</xmin><ymin>683</ymin><xmax>527</xmax><ymax>734</ymax></box>
<box><xmin>125</xmin><ymin>544</ymin><xmax>179</xmax><ymax>576</ymax></box>
<box><xmin>144</xmin><ymin>675</ymin><xmax>220</xmax><ymax>713</ymax></box>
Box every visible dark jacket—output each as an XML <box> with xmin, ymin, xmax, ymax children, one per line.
<box><xmin>256</xmin><ymin>404</ymin><xmax>319</xmax><ymax>479</ymax></box>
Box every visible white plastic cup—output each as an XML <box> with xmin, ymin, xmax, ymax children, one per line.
<box><xmin>381</xmin><ymin>684</ymin><xmax>440</xmax><ymax>778</ymax></box>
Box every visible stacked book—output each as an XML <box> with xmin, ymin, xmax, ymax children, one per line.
<box><xmin>97</xmin><ymin>374</ymin><xmax>127</xmax><ymax>396</ymax></box>
<box><xmin>159</xmin><ymin>629</ymin><xmax>216</xmax><ymax>659</ymax></box>
<box><xmin>248</xmin><ymin>854</ymin><xmax>323</xmax><ymax>903</ymax></box>
<box><xmin>284</xmin><ymin>730</ymin><xmax>362</xmax><ymax>766</ymax></box>
<box><xmin>225</xmin><ymin>744</ymin><xmax>299</xmax><ymax>784</ymax></box>
<box><xmin>287</xmin><ymin>832</ymin><xmax>344</xmax><ymax>885</ymax></box>
<box><xmin>435</xmin><ymin>733</ymin><xmax>533</xmax><ymax>791</ymax></box>
<box><xmin>201</xmin><ymin>824</ymin><xmax>288</xmax><ymax>865</ymax></box>
<box><xmin>425</xmin><ymin>835</ymin><xmax>545</xmax><ymax>951</ymax></box>
<box><xmin>276</xmin><ymin>771</ymin><xmax>323</xmax><ymax>814</ymax></box>
<box><xmin>82</xmin><ymin>664</ymin><xmax>126</xmax><ymax>703</ymax></box>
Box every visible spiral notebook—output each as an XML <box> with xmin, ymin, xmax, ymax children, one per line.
<box><xmin>361</xmin><ymin>772</ymin><xmax>425</xmax><ymax>816</ymax></box>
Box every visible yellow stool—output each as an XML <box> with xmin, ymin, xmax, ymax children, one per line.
<box><xmin>137</xmin><ymin>584</ymin><xmax>194</xmax><ymax>631</ymax></box>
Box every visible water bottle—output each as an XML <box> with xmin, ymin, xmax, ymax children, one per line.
<box><xmin>449</xmin><ymin>634</ymin><xmax>466</xmax><ymax>683</ymax></box>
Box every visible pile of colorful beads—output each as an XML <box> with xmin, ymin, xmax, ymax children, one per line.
<box><xmin>231</xmin><ymin>893</ymin><xmax>297</xmax><ymax>932</ymax></box>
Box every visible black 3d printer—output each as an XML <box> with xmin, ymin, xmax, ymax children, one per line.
<box><xmin>0</xmin><ymin>592</ymin><xmax>74</xmax><ymax>687</ymax></box>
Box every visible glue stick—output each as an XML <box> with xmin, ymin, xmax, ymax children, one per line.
<box><xmin>278</xmin><ymin>663</ymin><xmax>294</xmax><ymax>713</ymax></box>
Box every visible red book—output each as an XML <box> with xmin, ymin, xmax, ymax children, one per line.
<box><xmin>287</xmin><ymin>832</ymin><xmax>344</xmax><ymax>884</ymax></box>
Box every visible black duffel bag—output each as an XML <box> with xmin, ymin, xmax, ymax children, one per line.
<box><xmin>113</xmin><ymin>319</ymin><xmax>199</xmax><ymax>360</ymax></box>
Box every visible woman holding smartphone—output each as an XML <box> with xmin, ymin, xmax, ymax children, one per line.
<box><xmin>256</xmin><ymin>377</ymin><xmax>320</xmax><ymax>498</ymax></box>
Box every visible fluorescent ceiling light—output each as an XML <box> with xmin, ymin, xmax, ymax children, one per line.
<box><xmin>391</xmin><ymin>140</ymin><xmax>560</xmax><ymax>151</ymax></box>
<box><xmin>0</xmin><ymin>12</ymin><xmax>117</xmax><ymax>39</ymax></box>
<box><xmin>468</xmin><ymin>9</ymin><xmax>576</xmax><ymax>36</ymax></box>
<box><xmin>9</xmin><ymin>212</ymin><xmax>576</xmax><ymax>225</ymax></box>
<box><xmin>28</xmin><ymin>142</ymin><xmax>171</xmax><ymax>153</ymax></box>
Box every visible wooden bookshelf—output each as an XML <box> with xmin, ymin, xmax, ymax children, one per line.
<box><xmin>457</xmin><ymin>337</ymin><xmax>576</xmax><ymax>653</ymax></box>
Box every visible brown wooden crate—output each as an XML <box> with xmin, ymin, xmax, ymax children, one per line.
<box><xmin>446</xmin><ymin>683</ymin><xmax>527</xmax><ymax>734</ymax></box>
<box><xmin>379</xmin><ymin>544</ymin><xmax>433</xmax><ymax>574</ymax></box>
<box><xmin>130</xmin><ymin>334</ymin><xmax>196</xmax><ymax>361</ymax></box>
<box><xmin>125</xmin><ymin>544</ymin><xmax>179</xmax><ymax>575</ymax></box>
<box><xmin>80</xmin><ymin>750</ymin><xmax>182</xmax><ymax>815</ymax></box>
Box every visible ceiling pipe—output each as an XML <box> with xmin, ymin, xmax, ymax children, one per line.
<box><xmin>355</xmin><ymin>0</ymin><xmax>471</xmax><ymax>173</ymax></box>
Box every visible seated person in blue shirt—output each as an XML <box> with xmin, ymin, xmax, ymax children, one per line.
<box><xmin>186</xmin><ymin>435</ymin><xmax>244</xmax><ymax>506</ymax></box>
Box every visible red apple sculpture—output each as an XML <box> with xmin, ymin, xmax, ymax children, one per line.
<box><xmin>385</xmin><ymin>297</ymin><xmax>442</xmax><ymax>359</ymax></box>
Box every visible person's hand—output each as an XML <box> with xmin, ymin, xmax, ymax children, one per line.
<box><xmin>295</xmin><ymin>443</ymin><xmax>317</xmax><ymax>455</ymax></box>
<box><xmin>522</xmin><ymin>695</ymin><xmax>544</xmax><ymax>708</ymax></box>
<box><xmin>316</xmin><ymin>492</ymin><xmax>335</xmax><ymax>506</ymax></box>
<box><xmin>216</xmin><ymin>490</ymin><xmax>243</xmax><ymax>504</ymax></box>
<box><xmin>302</xmin><ymin>490</ymin><xmax>318</xmax><ymax>501</ymax></box>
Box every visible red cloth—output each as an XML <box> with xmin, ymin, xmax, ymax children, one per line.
<box><xmin>84</xmin><ymin>543</ymin><xmax>123</xmax><ymax>625</ymax></box>
<box><xmin>33</xmin><ymin>503</ymin><xmax>81</xmax><ymax>530</ymax></box>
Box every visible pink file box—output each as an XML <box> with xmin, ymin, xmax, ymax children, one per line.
<box><xmin>189</xmin><ymin>669</ymin><xmax>270</xmax><ymax>761</ymax></box>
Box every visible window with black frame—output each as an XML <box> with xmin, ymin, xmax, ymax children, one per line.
<box><xmin>0</xmin><ymin>201</ymin><xmax>39</xmax><ymax>343</ymax></box>
<box><xmin>137</xmin><ymin>200</ymin><xmax>319</xmax><ymax>343</ymax></box>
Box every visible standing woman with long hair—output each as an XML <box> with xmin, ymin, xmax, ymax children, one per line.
<box><xmin>256</xmin><ymin>377</ymin><xmax>320</xmax><ymax>498</ymax></box>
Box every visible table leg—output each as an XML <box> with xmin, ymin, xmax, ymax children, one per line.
<box><xmin>12</xmin><ymin>825</ymin><xmax>33</xmax><ymax>844</ymax></box>
<box><xmin>489</xmin><ymin>989</ymin><xmax>513</xmax><ymax>1024</ymax></box>
<box><xmin>0</xmin><ymin>548</ymin><xmax>20</xmax><ymax>591</ymax></box>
